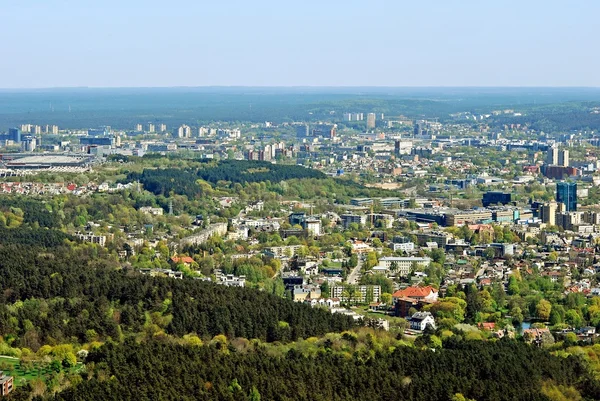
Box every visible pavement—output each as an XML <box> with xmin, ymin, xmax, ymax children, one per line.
<box><xmin>346</xmin><ymin>255</ymin><xmax>363</xmax><ymax>285</ymax></box>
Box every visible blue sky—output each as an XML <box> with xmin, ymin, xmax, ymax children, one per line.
<box><xmin>1</xmin><ymin>0</ymin><xmax>597</xmax><ymax>87</ymax></box>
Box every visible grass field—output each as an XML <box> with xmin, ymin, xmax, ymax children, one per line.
<box><xmin>0</xmin><ymin>356</ymin><xmax>82</xmax><ymax>387</ymax></box>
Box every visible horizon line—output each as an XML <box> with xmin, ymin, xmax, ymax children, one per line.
<box><xmin>1</xmin><ymin>85</ymin><xmax>600</xmax><ymax>91</ymax></box>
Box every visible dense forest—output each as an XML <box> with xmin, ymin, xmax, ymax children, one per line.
<box><xmin>50</xmin><ymin>338</ymin><xmax>599</xmax><ymax>401</ymax></box>
<box><xmin>0</xmin><ymin>244</ymin><xmax>356</xmax><ymax>348</ymax></box>
<box><xmin>126</xmin><ymin>160</ymin><xmax>326</xmax><ymax>197</ymax></box>
<box><xmin>197</xmin><ymin>160</ymin><xmax>326</xmax><ymax>184</ymax></box>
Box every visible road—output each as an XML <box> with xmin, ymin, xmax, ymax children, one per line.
<box><xmin>346</xmin><ymin>255</ymin><xmax>363</xmax><ymax>285</ymax></box>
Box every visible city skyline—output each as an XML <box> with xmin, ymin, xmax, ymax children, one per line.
<box><xmin>2</xmin><ymin>0</ymin><xmax>599</xmax><ymax>88</ymax></box>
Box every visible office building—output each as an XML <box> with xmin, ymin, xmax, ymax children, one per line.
<box><xmin>366</xmin><ymin>113</ymin><xmax>376</xmax><ymax>129</ymax></box>
<box><xmin>482</xmin><ymin>191</ymin><xmax>512</xmax><ymax>207</ymax></box>
<box><xmin>540</xmin><ymin>201</ymin><xmax>558</xmax><ymax>226</ymax></box>
<box><xmin>296</xmin><ymin>124</ymin><xmax>309</xmax><ymax>138</ymax></box>
<box><xmin>395</xmin><ymin>140</ymin><xmax>413</xmax><ymax>155</ymax></box>
<box><xmin>80</xmin><ymin>137</ymin><xmax>114</xmax><ymax>146</ymax></box>
<box><xmin>312</xmin><ymin>124</ymin><xmax>336</xmax><ymax>138</ymax></box>
<box><xmin>8</xmin><ymin>128</ymin><xmax>21</xmax><ymax>142</ymax></box>
<box><xmin>88</xmin><ymin>127</ymin><xmax>110</xmax><ymax>136</ymax></box>
<box><xmin>413</xmin><ymin>121</ymin><xmax>422</xmax><ymax>136</ymax></box>
<box><xmin>556</xmin><ymin>182</ymin><xmax>577</xmax><ymax>212</ymax></box>
<box><xmin>340</xmin><ymin>214</ymin><xmax>367</xmax><ymax>228</ymax></box>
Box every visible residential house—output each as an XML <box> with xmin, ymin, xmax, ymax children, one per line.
<box><xmin>408</xmin><ymin>311</ymin><xmax>436</xmax><ymax>331</ymax></box>
<box><xmin>170</xmin><ymin>256</ymin><xmax>194</xmax><ymax>268</ymax></box>
<box><xmin>0</xmin><ymin>371</ymin><xmax>13</xmax><ymax>396</ymax></box>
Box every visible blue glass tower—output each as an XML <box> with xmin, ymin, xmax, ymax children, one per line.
<box><xmin>556</xmin><ymin>182</ymin><xmax>577</xmax><ymax>212</ymax></box>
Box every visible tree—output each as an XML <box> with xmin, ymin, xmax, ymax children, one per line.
<box><xmin>483</xmin><ymin>247</ymin><xmax>496</xmax><ymax>260</ymax></box>
<box><xmin>381</xmin><ymin>293</ymin><xmax>392</xmax><ymax>305</ymax></box>
<box><xmin>536</xmin><ymin>299</ymin><xmax>552</xmax><ymax>321</ymax></box>
<box><xmin>249</xmin><ymin>387</ymin><xmax>261</xmax><ymax>401</ymax></box>
<box><xmin>508</xmin><ymin>276</ymin><xmax>520</xmax><ymax>295</ymax></box>
<box><xmin>62</xmin><ymin>352</ymin><xmax>77</xmax><ymax>368</ymax></box>
<box><xmin>510</xmin><ymin>306</ymin><xmax>524</xmax><ymax>326</ymax></box>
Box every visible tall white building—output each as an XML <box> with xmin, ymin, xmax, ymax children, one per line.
<box><xmin>367</xmin><ymin>113</ymin><xmax>376</xmax><ymax>129</ymax></box>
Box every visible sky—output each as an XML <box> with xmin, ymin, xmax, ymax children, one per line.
<box><xmin>1</xmin><ymin>0</ymin><xmax>598</xmax><ymax>88</ymax></box>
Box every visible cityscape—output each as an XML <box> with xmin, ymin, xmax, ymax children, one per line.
<box><xmin>2</xmin><ymin>1</ymin><xmax>600</xmax><ymax>400</ymax></box>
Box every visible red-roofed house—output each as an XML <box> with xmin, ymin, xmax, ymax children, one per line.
<box><xmin>170</xmin><ymin>256</ymin><xmax>195</xmax><ymax>267</ymax></box>
<box><xmin>478</xmin><ymin>322</ymin><xmax>496</xmax><ymax>331</ymax></box>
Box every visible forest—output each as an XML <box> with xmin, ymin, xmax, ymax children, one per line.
<box><xmin>126</xmin><ymin>160</ymin><xmax>326</xmax><ymax>197</ymax></box>
<box><xmin>48</xmin><ymin>337</ymin><xmax>600</xmax><ymax>401</ymax></box>
<box><xmin>0</xmin><ymin>243</ymin><xmax>356</xmax><ymax>349</ymax></box>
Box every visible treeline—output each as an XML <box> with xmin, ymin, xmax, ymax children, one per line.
<box><xmin>127</xmin><ymin>168</ymin><xmax>204</xmax><ymax>197</ymax></box>
<box><xmin>0</xmin><ymin>197</ymin><xmax>61</xmax><ymax>228</ymax></box>
<box><xmin>127</xmin><ymin>160</ymin><xmax>326</xmax><ymax>197</ymax></box>
<box><xmin>197</xmin><ymin>160</ymin><xmax>326</xmax><ymax>184</ymax></box>
<box><xmin>0</xmin><ymin>244</ymin><xmax>355</xmax><ymax>348</ymax></box>
<box><xmin>0</xmin><ymin>227</ymin><xmax>71</xmax><ymax>247</ymax></box>
<box><xmin>51</xmin><ymin>338</ymin><xmax>600</xmax><ymax>401</ymax></box>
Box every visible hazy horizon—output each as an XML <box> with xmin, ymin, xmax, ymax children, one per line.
<box><xmin>2</xmin><ymin>0</ymin><xmax>598</xmax><ymax>88</ymax></box>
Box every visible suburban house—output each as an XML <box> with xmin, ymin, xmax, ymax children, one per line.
<box><xmin>0</xmin><ymin>371</ymin><xmax>13</xmax><ymax>396</ymax></box>
<box><xmin>408</xmin><ymin>311</ymin><xmax>436</xmax><ymax>331</ymax></box>
<box><xmin>523</xmin><ymin>328</ymin><xmax>554</xmax><ymax>346</ymax></box>
<box><xmin>170</xmin><ymin>256</ymin><xmax>195</xmax><ymax>267</ymax></box>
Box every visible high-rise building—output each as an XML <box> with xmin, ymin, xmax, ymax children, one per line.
<box><xmin>540</xmin><ymin>201</ymin><xmax>558</xmax><ymax>226</ymax></box>
<box><xmin>32</xmin><ymin>125</ymin><xmax>41</xmax><ymax>135</ymax></box>
<box><xmin>558</xmin><ymin>149</ymin><xmax>569</xmax><ymax>167</ymax></box>
<box><xmin>135</xmin><ymin>124</ymin><xmax>143</xmax><ymax>131</ymax></box>
<box><xmin>556</xmin><ymin>182</ymin><xmax>577</xmax><ymax>212</ymax></box>
<box><xmin>366</xmin><ymin>113</ymin><xmax>376</xmax><ymax>129</ymax></box>
<box><xmin>413</xmin><ymin>121</ymin><xmax>422</xmax><ymax>136</ymax></box>
<box><xmin>8</xmin><ymin>128</ymin><xmax>21</xmax><ymax>142</ymax></box>
<box><xmin>50</xmin><ymin>125</ymin><xmax>59</xmax><ymax>134</ymax></box>
<box><xmin>296</xmin><ymin>124</ymin><xmax>309</xmax><ymax>138</ymax></box>
<box><xmin>158</xmin><ymin>124</ymin><xmax>167</xmax><ymax>132</ymax></box>
<box><xmin>148</xmin><ymin>123</ymin><xmax>155</xmax><ymax>133</ymax></box>
<box><xmin>546</xmin><ymin>145</ymin><xmax>559</xmax><ymax>165</ymax></box>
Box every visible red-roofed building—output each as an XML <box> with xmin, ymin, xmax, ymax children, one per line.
<box><xmin>392</xmin><ymin>286</ymin><xmax>439</xmax><ymax>302</ymax></box>
<box><xmin>478</xmin><ymin>322</ymin><xmax>496</xmax><ymax>331</ymax></box>
<box><xmin>170</xmin><ymin>256</ymin><xmax>195</xmax><ymax>267</ymax></box>
<box><xmin>392</xmin><ymin>286</ymin><xmax>439</xmax><ymax>317</ymax></box>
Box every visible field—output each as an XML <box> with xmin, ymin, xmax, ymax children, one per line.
<box><xmin>0</xmin><ymin>356</ymin><xmax>82</xmax><ymax>387</ymax></box>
